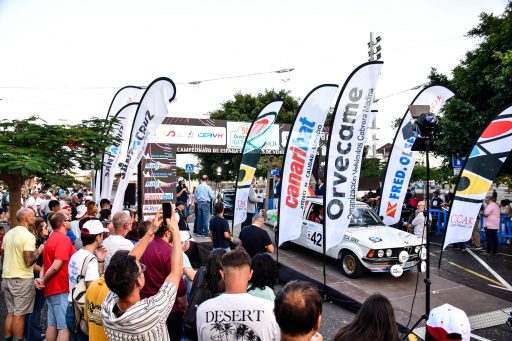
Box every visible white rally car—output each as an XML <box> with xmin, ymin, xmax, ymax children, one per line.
<box><xmin>273</xmin><ymin>197</ymin><xmax>426</xmax><ymax>278</ymax></box>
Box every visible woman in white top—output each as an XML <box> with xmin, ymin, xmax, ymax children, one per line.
<box><xmin>407</xmin><ymin>201</ymin><xmax>431</xmax><ymax>241</ymax></box>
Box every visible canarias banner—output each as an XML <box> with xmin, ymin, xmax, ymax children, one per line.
<box><xmin>278</xmin><ymin>84</ymin><xmax>338</xmax><ymax>246</ymax></box>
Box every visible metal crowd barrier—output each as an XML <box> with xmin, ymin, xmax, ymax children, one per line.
<box><xmin>429</xmin><ymin>208</ymin><xmax>512</xmax><ymax>244</ymax></box>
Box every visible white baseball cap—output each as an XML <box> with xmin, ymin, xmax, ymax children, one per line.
<box><xmin>82</xmin><ymin>219</ymin><xmax>109</xmax><ymax>235</ymax></box>
<box><xmin>76</xmin><ymin>205</ymin><xmax>88</xmax><ymax>219</ymax></box>
<box><xmin>426</xmin><ymin>304</ymin><xmax>470</xmax><ymax>341</ymax></box>
<box><xmin>178</xmin><ymin>177</ymin><xmax>184</xmax><ymax>182</ymax></box>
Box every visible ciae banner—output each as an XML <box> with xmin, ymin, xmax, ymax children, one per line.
<box><xmin>379</xmin><ymin>85</ymin><xmax>454</xmax><ymax>225</ymax></box>
<box><xmin>324</xmin><ymin>62</ymin><xmax>383</xmax><ymax>251</ymax></box>
<box><xmin>94</xmin><ymin>86</ymin><xmax>142</xmax><ymax>202</ymax></box>
<box><xmin>99</xmin><ymin>103</ymin><xmax>139</xmax><ymax>203</ymax></box>
<box><xmin>278</xmin><ymin>84</ymin><xmax>338</xmax><ymax>246</ymax></box>
<box><xmin>443</xmin><ymin>105</ymin><xmax>512</xmax><ymax>249</ymax></box>
<box><xmin>233</xmin><ymin>101</ymin><xmax>283</xmax><ymax>226</ymax></box>
<box><xmin>112</xmin><ymin>78</ymin><xmax>176</xmax><ymax>213</ymax></box>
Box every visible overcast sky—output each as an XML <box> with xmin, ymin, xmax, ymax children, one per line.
<box><xmin>0</xmin><ymin>0</ymin><xmax>508</xmax><ymax>163</ymax></box>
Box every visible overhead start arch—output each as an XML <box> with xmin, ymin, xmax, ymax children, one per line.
<box><xmin>138</xmin><ymin>117</ymin><xmax>328</xmax><ymax>219</ymax></box>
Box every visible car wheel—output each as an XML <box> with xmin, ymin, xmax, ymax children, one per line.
<box><xmin>339</xmin><ymin>250</ymin><xmax>365</xmax><ymax>278</ymax></box>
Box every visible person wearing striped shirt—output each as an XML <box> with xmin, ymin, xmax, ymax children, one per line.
<box><xmin>101</xmin><ymin>210</ymin><xmax>183</xmax><ymax>340</ymax></box>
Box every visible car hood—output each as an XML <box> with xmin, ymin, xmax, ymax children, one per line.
<box><xmin>344</xmin><ymin>225</ymin><xmax>424</xmax><ymax>249</ymax></box>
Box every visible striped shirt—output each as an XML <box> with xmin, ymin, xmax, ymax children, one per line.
<box><xmin>102</xmin><ymin>282</ymin><xmax>177</xmax><ymax>340</ymax></box>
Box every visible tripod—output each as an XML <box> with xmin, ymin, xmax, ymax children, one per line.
<box><xmin>401</xmin><ymin>136</ymin><xmax>432</xmax><ymax>340</ymax></box>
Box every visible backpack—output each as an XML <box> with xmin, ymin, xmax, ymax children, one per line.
<box><xmin>71</xmin><ymin>255</ymin><xmax>95</xmax><ymax>335</ymax></box>
<box><xmin>1</xmin><ymin>193</ymin><xmax>8</xmax><ymax>206</ymax></box>
<box><xmin>183</xmin><ymin>269</ymin><xmax>212</xmax><ymax>340</ymax></box>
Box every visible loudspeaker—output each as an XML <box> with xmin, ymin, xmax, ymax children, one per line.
<box><xmin>124</xmin><ymin>183</ymin><xmax>136</xmax><ymax>206</ymax></box>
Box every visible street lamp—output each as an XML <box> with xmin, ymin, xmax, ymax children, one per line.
<box><xmin>216</xmin><ymin>167</ymin><xmax>222</xmax><ymax>197</ymax></box>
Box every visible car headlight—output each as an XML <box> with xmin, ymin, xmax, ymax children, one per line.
<box><xmin>415</xmin><ymin>246</ymin><xmax>421</xmax><ymax>254</ymax></box>
<box><xmin>377</xmin><ymin>250</ymin><xmax>384</xmax><ymax>258</ymax></box>
<box><xmin>386</xmin><ymin>249</ymin><xmax>393</xmax><ymax>257</ymax></box>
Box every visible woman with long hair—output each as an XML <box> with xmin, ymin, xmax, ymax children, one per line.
<box><xmin>184</xmin><ymin>250</ymin><xmax>225</xmax><ymax>341</ymax></box>
<box><xmin>25</xmin><ymin>217</ymin><xmax>49</xmax><ymax>340</ymax></box>
<box><xmin>334</xmin><ymin>293</ymin><xmax>399</xmax><ymax>341</ymax></box>
<box><xmin>85</xmin><ymin>200</ymin><xmax>99</xmax><ymax>218</ymax></box>
<box><xmin>248</xmin><ymin>253</ymin><xmax>278</xmax><ymax>300</ymax></box>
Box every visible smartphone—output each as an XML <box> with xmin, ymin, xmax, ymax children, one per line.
<box><xmin>162</xmin><ymin>202</ymin><xmax>172</xmax><ymax>225</ymax></box>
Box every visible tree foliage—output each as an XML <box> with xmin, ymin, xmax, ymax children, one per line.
<box><xmin>198</xmin><ymin>89</ymin><xmax>300</xmax><ymax>178</ymax></box>
<box><xmin>430</xmin><ymin>2</ymin><xmax>512</xmax><ymax>176</ymax></box>
<box><xmin>0</xmin><ymin>116</ymin><xmax>120</xmax><ymax>226</ymax></box>
<box><xmin>209</xmin><ymin>89</ymin><xmax>300</xmax><ymax>123</ymax></box>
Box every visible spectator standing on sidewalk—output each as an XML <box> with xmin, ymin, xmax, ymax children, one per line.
<box><xmin>102</xmin><ymin>212</ymin><xmax>183</xmax><ymax>340</ymax></box>
<box><xmin>242</xmin><ymin>178</ymin><xmax>260</xmax><ymax>228</ymax></box>
<box><xmin>2</xmin><ymin>208</ymin><xmax>43</xmax><ymax>341</ymax></box>
<box><xmin>239</xmin><ymin>215</ymin><xmax>274</xmax><ymax>258</ymax></box>
<box><xmin>334</xmin><ymin>293</ymin><xmax>399</xmax><ymax>341</ymax></box>
<box><xmin>140</xmin><ymin>213</ymin><xmax>188</xmax><ymax>341</ymax></box>
<box><xmin>274</xmin><ymin>280</ymin><xmax>323</xmax><ymax>341</ymax></box>
<box><xmin>35</xmin><ymin>210</ymin><xmax>76</xmax><ymax>341</ymax></box>
<box><xmin>196</xmin><ymin>248</ymin><xmax>280</xmax><ymax>341</ymax></box>
<box><xmin>66</xmin><ymin>219</ymin><xmax>108</xmax><ymax>340</ymax></box>
<box><xmin>102</xmin><ymin>211</ymin><xmax>134</xmax><ymax>268</ymax></box>
<box><xmin>176</xmin><ymin>177</ymin><xmax>190</xmax><ymax>216</ymax></box>
<box><xmin>194</xmin><ymin>175</ymin><xmax>215</xmax><ymax>237</ymax></box>
<box><xmin>209</xmin><ymin>202</ymin><xmax>233</xmax><ymax>252</ymax></box>
<box><xmin>25</xmin><ymin>217</ymin><xmax>49</xmax><ymax>341</ymax></box>
<box><xmin>482</xmin><ymin>195</ymin><xmax>500</xmax><ymax>255</ymax></box>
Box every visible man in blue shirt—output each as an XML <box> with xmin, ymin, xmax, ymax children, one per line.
<box><xmin>193</xmin><ymin>175</ymin><xmax>215</xmax><ymax>236</ymax></box>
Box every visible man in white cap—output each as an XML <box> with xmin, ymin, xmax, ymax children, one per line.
<box><xmin>426</xmin><ymin>304</ymin><xmax>470</xmax><ymax>341</ymax></box>
<box><xmin>66</xmin><ymin>219</ymin><xmax>108</xmax><ymax>339</ymax></box>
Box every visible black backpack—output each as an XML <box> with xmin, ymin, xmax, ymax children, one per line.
<box><xmin>183</xmin><ymin>269</ymin><xmax>213</xmax><ymax>340</ymax></box>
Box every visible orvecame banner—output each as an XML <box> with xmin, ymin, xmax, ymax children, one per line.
<box><xmin>324</xmin><ymin>62</ymin><xmax>383</xmax><ymax>251</ymax></box>
<box><xmin>278</xmin><ymin>84</ymin><xmax>338</xmax><ymax>246</ymax></box>
<box><xmin>233</xmin><ymin>101</ymin><xmax>282</xmax><ymax>226</ymax></box>
<box><xmin>443</xmin><ymin>105</ymin><xmax>512</xmax><ymax>249</ymax></box>
<box><xmin>112</xmin><ymin>78</ymin><xmax>176</xmax><ymax>213</ymax></box>
<box><xmin>379</xmin><ymin>85</ymin><xmax>454</xmax><ymax>225</ymax></box>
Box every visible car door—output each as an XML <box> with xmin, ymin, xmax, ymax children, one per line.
<box><xmin>302</xmin><ymin>203</ymin><xmax>324</xmax><ymax>253</ymax></box>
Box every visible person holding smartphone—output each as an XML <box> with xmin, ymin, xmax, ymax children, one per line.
<box><xmin>176</xmin><ymin>178</ymin><xmax>189</xmax><ymax>216</ymax></box>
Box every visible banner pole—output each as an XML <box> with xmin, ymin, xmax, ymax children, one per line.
<box><xmin>137</xmin><ymin>160</ymin><xmax>143</xmax><ymax>220</ymax></box>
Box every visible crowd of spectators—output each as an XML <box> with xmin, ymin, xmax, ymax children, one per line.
<box><xmin>0</xmin><ymin>181</ymin><xmax>479</xmax><ymax>341</ymax></box>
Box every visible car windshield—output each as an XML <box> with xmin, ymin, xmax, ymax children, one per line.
<box><xmin>349</xmin><ymin>207</ymin><xmax>382</xmax><ymax>227</ymax></box>
<box><xmin>222</xmin><ymin>193</ymin><xmax>235</xmax><ymax>204</ymax></box>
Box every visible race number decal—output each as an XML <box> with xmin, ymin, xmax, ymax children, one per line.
<box><xmin>306</xmin><ymin>222</ymin><xmax>323</xmax><ymax>248</ymax></box>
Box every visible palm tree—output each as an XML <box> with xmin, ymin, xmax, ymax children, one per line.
<box><xmin>246</xmin><ymin>329</ymin><xmax>259</xmax><ymax>341</ymax></box>
<box><xmin>221</xmin><ymin>323</ymin><xmax>234</xmax><ymax>340</ymax></box>
<box><xmin>211</xmin><ymin>321</ymin><xmax>224</xmax><ymax>339</ymax></box>
<box><xmin>235</xmin><ymin>323</ymin><xmax>249</xmax><ymax>340</ymax></box>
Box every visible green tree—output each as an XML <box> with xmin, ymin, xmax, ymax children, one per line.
<box><xmin>430</xmin><ymin>2</ymin><xmax>512</xmax><ymax>174</ymax></box>
<box><xmin>0</xmin><ymin>116</ymin><xmax>119</xmax><ymax>227</ymax></box>
<box><xmin>198</xmin><ymin>89</ymin><xmax>300</xmax><ymax>179</ymax></box>
<box><xmin>209</xmin><ymin>88</ymin><xmax>300</xmax><ymax>123</ymax></box>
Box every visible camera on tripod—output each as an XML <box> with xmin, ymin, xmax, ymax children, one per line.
<box><xmin>409</xmin><ymin>105</ymin><xmax>439</xmax><ymax>139</ymax></box>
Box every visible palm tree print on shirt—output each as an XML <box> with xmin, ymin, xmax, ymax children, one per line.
<box><xmin>210</xmin><ymin>322</ymin><xmax>262</xmax><ymax>341</ymax></box>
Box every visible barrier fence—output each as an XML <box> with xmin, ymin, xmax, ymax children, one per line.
<box><xmin>430</xmin><ymin>208</ymin><xmax>512</xmax><ymax>244</ymax></box>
